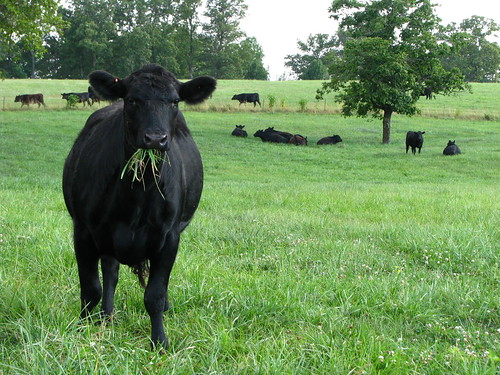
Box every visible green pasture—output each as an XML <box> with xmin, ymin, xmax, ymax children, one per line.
<box><xmin>1</xmin><ymin>78</ymin><xmax>500</xmax><ymax>120</ymax></box>
<box><xmin>0</xmin><ymin>86</ymin><xmax>499</xmax><ymax>374</ymax></box>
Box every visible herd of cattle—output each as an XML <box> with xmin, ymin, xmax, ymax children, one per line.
<box><xmin>14</xmin><ymin>86</ymin><xmax>102</xmax><ymax>108</ymax></box>
<box><xmin>233</xmin><ymin>125</ymin><xmax>461</xmax><ymax>155</ymax></box>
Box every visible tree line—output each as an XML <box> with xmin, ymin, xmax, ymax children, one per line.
<box><xmin>0</xmin><ymin>0</ymin><xmax>269</xmax><ymax>80</ymax></box>
<box><xmin>285</xmin><ymin>15</ymin><xmax>499</xmax><ymax>83</ymax></box>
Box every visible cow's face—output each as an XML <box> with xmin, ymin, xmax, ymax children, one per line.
<box><xmin>89</xmin><ymin>64</ymin><xmax>216</xmax><ymax>151</ymax></box>
<box><xmin>14</xmin><ymin>96</ymin><xmax>20</xmax><ymax>103</ymax></box>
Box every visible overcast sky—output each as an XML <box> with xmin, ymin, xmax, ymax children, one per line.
<box><xmin>239</xmin><ymin>0</ymin><xmax>500</xmax><ymax>80</ymax></box>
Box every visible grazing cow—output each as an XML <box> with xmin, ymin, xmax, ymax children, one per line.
<box><xmin>88</xmin><ymin>86</ymin><xmax>101</xmax><ymax>105</ymax></box>
<box><xmin>406</xmin><ymin>131</ymin><xmax>425</xmax><ymax>154</ymax></box>
<box><xmin>264</xmin><ymin>127</ymin><xmax>293</xmax><ymax>142</ymax></box>
<box><xmin>14</xmin><ymin>93</ymin><xmax>45</xmax><ymax>107</ymax></box>
<box><xmin>289</xmin><ymin>134</ymin><xmax>308</xmax><ymax>145</ymax></box>
<box><xmin>443</xmin><ymin>140</ymin><xmax>461</xmax><ymax>155</ymax></box>
<box><xmin>421</xmin><ymin>87</ymin><xmax>434</xmax><ymax>100</ymax></box>
<box><xmin>231</xmin><ymin>125</ymin><xmax>248</xmax><ymax>137</ymax></box>
<box><xmin>62</xmin><ymin>64</ymin><xmax>216</xmax><ymax>349</ymax></box>
<box><xmin>254</xmin><ymin>129</ymin><xmax>288</xmax><ymax>143</ymax></box>
<box><xmin>231</xmin><ymin>93</ymin><xmax>261</xmax><ymax>107</ymax></box>
<box><xmin>317</xmin><ymin>135</ymin><xmax>342</xmax><ymax>145</ymax></box>
<box><xmin>61</xmin><ymin>92</ymin><xmax>91</xmax><ymax>106</ymax></box>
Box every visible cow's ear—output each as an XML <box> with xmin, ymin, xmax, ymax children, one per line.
<box><xmin>179</xmin><ymin>76</ymin><xmax>216</xmax><ymax>105</ymax></box>
<box><xmin>88</xmin><ymin>71</ymin><xmax>127</xmax><ymax>100</ymax></box>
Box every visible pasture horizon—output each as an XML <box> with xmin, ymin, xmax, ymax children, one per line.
<box><xmin>1</xmin><ymin>79</ymin><xmax>500</xmax><ymax>122</ymax></box>
<box><xmin>0</xmin><ymin>86</ymin><xmax>499</xmax><ymax>373</ymax></box>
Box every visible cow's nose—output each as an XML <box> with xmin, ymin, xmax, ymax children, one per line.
<box><xmin>143</xmin><ymin>133</ymin><xmax>168</xmax><ymax>150</ymax></box>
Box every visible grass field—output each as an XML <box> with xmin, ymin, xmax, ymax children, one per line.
<box><xmin>0</xmin><ymin>80</ymin><xmax>499</xmax><ymax>374</ymax></box>
<box><xmin>1</xmin><ymin>78</ymin><xmax>500</xmax><ymax>120</ymax></box>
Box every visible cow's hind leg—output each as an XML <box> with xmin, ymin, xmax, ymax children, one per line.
<box><xmin>101</xmin><ymin>255</ymin><xmax>120</xmax><ymax>318</ymax></box>
<box><xmin>144</xmin><ymin>232</ymin><xmax>180</xmax><ymax>349</ymax></box>
<box><xmin>74</xmin><ymin>227</ymin><xmax>102</xmax><ymax>319</ymax></box>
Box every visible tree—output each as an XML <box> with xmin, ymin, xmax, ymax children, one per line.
<box><xmin>201</xmin><ymin>0</ymin><xmax>248</xmax><ymax>78</ymax></box>
<box><xmin>285</xmin><ymin>34</ymin><xmax>339</xmax><ymax>80</ymax></box>
<box><xmin>318</xmin><ymin>0</ymin><xmax>467</xmax><ymax>143</ymax></box>
<box><xmin>0</xmin><ymin>0</ymin><xmax>66</xmax><ymax>55</ymax></box>
<box><xmin>439</xmin><ymin>16</ymin><xmax>500</xmax><ymax>82</ymax></box>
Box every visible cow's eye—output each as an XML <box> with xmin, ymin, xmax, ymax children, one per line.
<box><xmin>127</xmin><ymin>98</ymin><xmax>137</xmax><ymax>106</ymax></box>
<box><xmin>171</xmin><ymin>99</ymin><xmax>180</xmax><ymax>107</ymax></box>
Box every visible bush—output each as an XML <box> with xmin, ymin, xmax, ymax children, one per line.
<box><xmin>65</xmin><ymin>94</ymin><xmax>79</xmax><ymax>110</ymax></box>
<box><xmin>267</xmin><ymin>94</ymin><xmax>276</xmax><ymax>110</ymax></box>
<box><xmin>298</xmin><ymin>99</ymin><xmax>308</xmax><ymax>112</ymax></box>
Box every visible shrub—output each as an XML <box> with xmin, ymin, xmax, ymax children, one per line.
<box><xmin>65</xmin><ymin>94</ymin><xmax>79</xmax><ymax>110</ymax></box>
<box><xmin>298</xmin><ymin>99</ymin><xmax>308</xmax><ymax>112</ymax></box>
<box><xmin>267</xmin><ymin>94</ymin><xmax>276</xmax><ymax>110</ymax></box>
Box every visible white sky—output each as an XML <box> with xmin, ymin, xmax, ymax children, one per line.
<box><xmin>239</xmin><ymin>0</ymin><xmax>500</xmax><ymax>80</ymax></box>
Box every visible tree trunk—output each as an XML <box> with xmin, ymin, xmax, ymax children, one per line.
<box><xmin>382</xmin><ymin>109</ymin><xmax>393</xmax><ymax>144</ymax></box>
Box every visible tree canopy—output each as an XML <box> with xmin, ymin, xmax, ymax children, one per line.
<box><xmin>0</xmin><ymin>0</ymin><xmax>268</xmax><ymax>80</ymax></box>
<box><xmin>318</xmin><ymin>0</ymin><xmax>468</xmax><ymax>143</ymax></box>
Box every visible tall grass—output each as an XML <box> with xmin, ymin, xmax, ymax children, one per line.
<box><xmin>0</xmin><ymin>100</ymin><xmax>498</xmax><ymax>373</ymax></box>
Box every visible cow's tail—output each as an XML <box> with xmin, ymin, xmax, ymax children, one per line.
<box><xmin>131</xmin><ymin>261</ymin><xmax>150</xmax><ymax>288</ymax></box>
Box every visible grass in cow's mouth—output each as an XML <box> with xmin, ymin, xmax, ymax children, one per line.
<box><xmin>121</xmin><ymin>149</ymin><xmax>170</xmax><ymax>198</ymax></box>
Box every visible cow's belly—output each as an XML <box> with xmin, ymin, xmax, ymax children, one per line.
<box><xmin>108</xmin><ymin>222</ymin><xmax>166</xmax><ymax>266</ymax></box>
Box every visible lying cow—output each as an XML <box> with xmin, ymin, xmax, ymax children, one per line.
<box><xmin>61</xmin><ymin>92</ymin><xmax>91</xmax><ymax>106</ymax></box>
<box><xmin>443</xmin><ymin>140</ymin><xmax>461</xmax><ymax>155</ymax></box>
<box><xmin>254</xmin><ymin>129</ymin><xmax>288</xmax><ymax>143</ymax></box>
<box><xmin>232</xmin><ymin>93</ymin><xmax>261</xmax><ymax>107</ymax></box>
<box><xmin>406</xmin><ymin>131</ymin><xmax>425</xmax><ymax>154</ymax></box>
<box><xmin>231</xmin><ymin>125</ymin><xmax>248</xmax><ymax>137</ymax></box>
<box><xmin>317</xmin><ymin>135</ymin><xmax>342</xmax><ymax>145</ymax></box>
<box><xmin>264</xmin><ymin>127</ymin><xmax>293</xmax><ymax>142</ymax></box>
<box><xmin>14</xmin><ymin>93</ymin><xmax>45</xmax><ymax>108</ymax></box>
<box><xmin>289</xmin><ymin>134</ymin><xmax>308</xmax><ymax>146</ymax></box>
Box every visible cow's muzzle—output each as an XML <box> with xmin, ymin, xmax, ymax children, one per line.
<box><xmin>143</xmin><ymin>132</ymin><xmax>168</xmax><ymax>150</ymax></box>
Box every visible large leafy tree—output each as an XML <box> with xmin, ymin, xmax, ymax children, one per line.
<box><xmin>319</xmin><ymin>0</ymin><xmax>467</xmax><ymax>144</ymax></box>
<box><xmin>439</xmin><ymin>16</ymin><xmax>500</xmax><ymax>82</ymax></box>
<box><xmin>0</xmin><ymin>0</ymin><xmax>66</xmax><ymax>54</ymax></box>
<box><xmin>200</xmin><ymin>0</ymin><xmax>248</xmax><ymax>78</ymax></box>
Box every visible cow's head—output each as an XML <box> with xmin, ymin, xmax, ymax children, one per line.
<box><xmin>89</xmin><ymin>64</ymin><xmax>216</xmax><ymax>151</ymax></box>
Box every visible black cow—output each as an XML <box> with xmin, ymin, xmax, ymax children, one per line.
<box><xmin>62</xmin><ymin>64</ymin><xmax>216</xmax><ymax>349</ymax></box>
<box><xmin>61</xmin><ymin>92</ymin><xmax>91</xmax><ymax>106</ymax></box>
<box><xmin>421</xmin><ymin>87</ymin><xmax>434</xmax><ymax>100</ymax></box>
<box><xmin>443</xmin><ymin>140</ymin><xmax>461</xmax><ymax>155</ymax></box>
<box><xmin>14</xmin><ymin>93</ymin><xmax>45</xmax><ymax>107</ymax></box>
<box><xmin>232</xmin><ymin>93</ymin><xmax>261</xmax><ymax>107</ymax></box>
<box><xmin>231</xmin><ymin>125</ymin><xmax>248</xmax><ymax>137</ymax></box>
<box><xmin>254</xmin><ymin>129</ymin><xmax>288</xmax><ymax>143</ymax></box>
<box><xmin>406</xmin><ymin>131</ymin><xmax>425</xmax><ymax>154</ymax></box>
<box><xmin>264</xmin><ymin>127</ymin><xmax>293</xmax><ymax>142</ymax></box>
<box><xmin>88</xmin><ymin>86</ymin><xmax>101</xmax><ymax>105</ymax></box>
<box><xmin>317</xmin><ymin>135</ymin><xmax>342</xmax><ymax>145</ymax></box>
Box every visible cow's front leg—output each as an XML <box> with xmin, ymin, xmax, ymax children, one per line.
<box><xmin>144</xmin><ymin>232</ymin><xmax>179</xmax><ymax>349</ymax></box>
<box><xmin>101</xmin><ymin>255</ymin><xmax>120</xmax><ymax>318</ymax></box>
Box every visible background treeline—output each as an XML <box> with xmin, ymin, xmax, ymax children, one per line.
<box><xmin>0</xmin><ymin>0</ymin><xmax>269</xmax><ymax>80</ymax></box>
<box><xmin>284</xmin><ymin>15</ymin><xmax>500</xmax><ymax>83</ymax></box>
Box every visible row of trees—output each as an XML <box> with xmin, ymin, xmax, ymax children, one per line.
<box><xmin>0</xmin><ymin>0</ymin><xmax>269</xmax><ymax>80</ymax></box>
<box><xmin>286</xmin><ymin>15</ymin><xmax>500</xmax><ymax>83</ymax></box>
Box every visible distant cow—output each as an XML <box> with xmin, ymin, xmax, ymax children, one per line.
<box><xmin>264</xmin><ymin>127</ymin><xmax>293</xmax><ymax>142</ymax></box>
<box><xmin>421</xmin><ymin>87</ymin><xmax>434</xmax><ymax>100</ymax></box>
<box><xmin>317</xmin><ymin>135</ymin><xmax>342</xmax><ymax>145</ymax></box>
<box><xmin>231</xmin><ymin>125</ymin><xmax>248</xmax><ymax>137</ymax></box>
<box><xmin>61</xmin><ymin>92</ymin><xmax>91</xmax><ymax>106</ymax></box>
<box><xmin>289</xmin><ymin>134</ymin><xmax>308</xmax><ymax>146</ymax></box>
<box><xmin>88</xmin><ymin>86</ymin><xmax>101</xmax><ymax>105</ymax></box>
<box><xmin>62</xmin><ymin>64</ymin><xmax>216</xmax><ymax>349</ymax></box>
<box><xmin>443</xmin><ymin>140</ymin><xmax>461</xmax><ymax>155</ymax></box>
<box><xmin>14</xmin><ymin>93</ymin><xmax>45</xmax><ymax>108</ymax></box>
<box><xmin>406</xmin><ymin>131</ymin><xmax>425</xmax><ymax>154</ymax></box>
<box><xmin>232</xmin><ymin>93</ymin><xmax>261</xmax><ymax>107</ymax></box>
<box><xmin>254</xmin><ymin>129</ymin><xmax>288</xmax><ymax>143</ymax></box>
